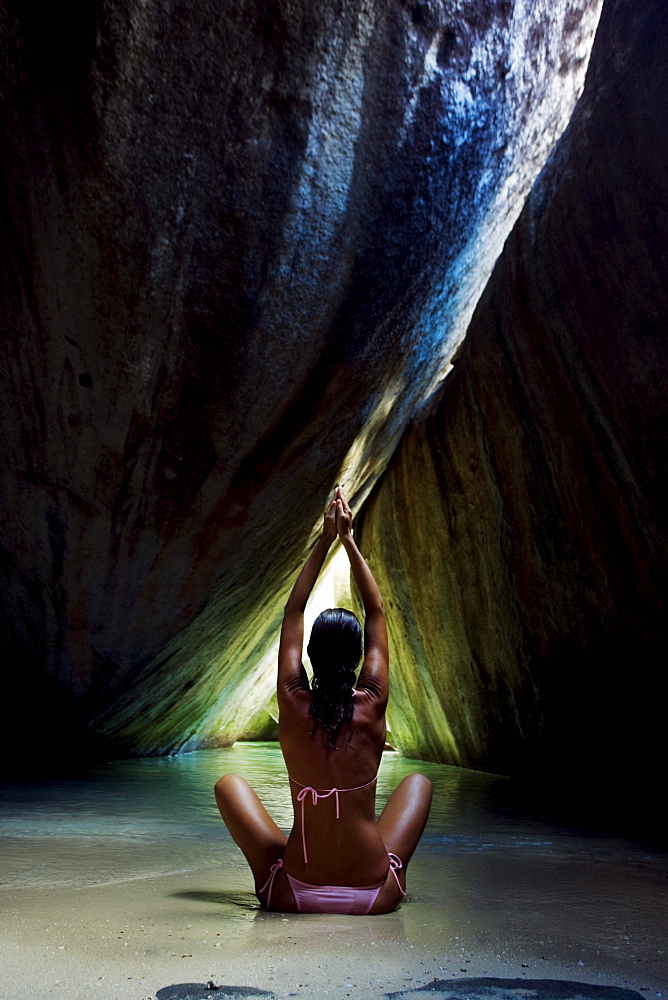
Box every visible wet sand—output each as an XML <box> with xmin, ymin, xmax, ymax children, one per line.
<box><xmin>0</xmin><ymin>746</ymin><xmax>665</xmax><ymax>1000</ymax></box>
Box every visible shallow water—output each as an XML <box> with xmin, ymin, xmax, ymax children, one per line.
<box><xmin>0</xmin><ymin>744</ymin><xmax>666</xmax><ymax>999</ymax></box>
<box><xmin>0</xmin><ymin>744</ymin><xmax>662</xmax><ymax>891</ymax></box>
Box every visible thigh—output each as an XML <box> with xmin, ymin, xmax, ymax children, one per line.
<box><xmin>214</xmin><ymin>773</ymin><xmax>287</xmax><ymax>890</ymax></box>
<box><xmin>368</xmin><ymin>861</ymin><xmax>407</xmax><ymax>914</ymax></box>
<box><xmin>377</xmin><ymin>772</ymin><xmax>432</xmax><ymax>872</ymax></box>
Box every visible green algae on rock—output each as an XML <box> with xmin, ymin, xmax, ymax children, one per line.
<box><xmin>356</xmin><ymin>0</ymin><xmax>668</xmax><ymax>783</ymax></box>
<box><xmin>0</xmin><ymin>0</ymin><xmax>601</xmax><ymax>764</ymax></box>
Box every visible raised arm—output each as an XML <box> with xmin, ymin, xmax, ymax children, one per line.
<box><xmin>277</xmin><ymin>496</ymin><xmax>338</xmax><ymax>699</ymax></box>
<box><xmin>336</xmin><ymin>489</ymin><xmax>389</xmax><ymax>702</ymax></box>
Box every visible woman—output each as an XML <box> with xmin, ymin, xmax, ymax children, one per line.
<box><xmin>214</xmin><ymin>486</ymin><xmax>432</xmax><ymax>914</ymax></box>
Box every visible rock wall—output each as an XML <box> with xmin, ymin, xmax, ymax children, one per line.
<box><xmin>357</xmin><ymin>0</ymin><xmax>668</xmax><ymax>785</ymax></box>
<box><xmin>0</xmin><ymin>0</ymin><xmax>601</xmax><ymax>765</ymax></box>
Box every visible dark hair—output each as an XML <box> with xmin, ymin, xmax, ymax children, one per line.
<box><xmin>307</xmin><ymin>608</ymin><xmax>363</xmax><ymax>748</ymax></box>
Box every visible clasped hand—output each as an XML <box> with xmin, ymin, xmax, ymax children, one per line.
<box><xmin>322</xmin><ymin>486</ymin><xmax>353</xmax><ymax>543</ymax></box>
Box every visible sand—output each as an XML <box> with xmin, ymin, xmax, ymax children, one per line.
<box><xmin>0</xmin><ymin>746</ymin><xmax>664</xmax><ymax>1000</ymax></box>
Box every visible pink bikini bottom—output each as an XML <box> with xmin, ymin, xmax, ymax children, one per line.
<box><xmin>259</xmin><ymin>854</ymin><xmax>405</xmax><ymax>915</ymax></box>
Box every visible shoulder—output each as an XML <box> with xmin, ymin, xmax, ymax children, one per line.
<box><xmin>278</xmin><ymin>682</ymin><xmax>312</xmax><ymax>716</ymax></box>
<box><xmin>352</xmin><ymin>684</ymin><xmax>388</xmax><ymax>719</ymax></box>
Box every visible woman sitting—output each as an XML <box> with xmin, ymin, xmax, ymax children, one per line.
<box><xmin>214</xmin><ymin>486</ymin><xmax>432</xmax><ymax>914</ymax></box>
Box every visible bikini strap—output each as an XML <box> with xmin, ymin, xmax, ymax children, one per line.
<box><xmin>387</xmin><ymin>852</ymin><xmax>407</xmax><ymax>897</ymax></box>
<box><xmin>289</xmin><ymin>775</ymin><xmax>378</xmax><ymax>865</ymax></box>
<box><xmin>258</xmin><ymin>857</ymin><xmax>283</xmax><ymax>910</ymax></box>
<box><xmin>289</xmin><ymin>775</ymin><xmax>378</xmax><ymax>794</ymax></box>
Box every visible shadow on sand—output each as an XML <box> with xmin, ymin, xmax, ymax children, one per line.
<box><xmin>386</xmin><ymin>978</ymin><xmax>644</xmax><ymax>999</ymax></box>
<box><xmin>156</xmin><ymin>986</ymin><xmax>272</xmax><ymax>1000</ymax></box>
<box><xmin>169</xmin><ymin>889</ymin><xmax>258</xmax><ymax>909</ymax></box>
<box><xmin>154</xmin><ymin>979</ymin><xmax>644</xmax><ymax>1000</ymax></box>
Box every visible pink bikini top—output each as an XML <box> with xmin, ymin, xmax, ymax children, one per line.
<box><xmin>289</xmin><ymin>774</ymin><xmax>378</xmax><ymax>865</ymax></box>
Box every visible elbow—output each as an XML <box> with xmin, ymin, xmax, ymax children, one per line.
<box><xmin>284</xmin><ymin>596</ymin><xmax>306</xmax><ymax>615</ymax></box>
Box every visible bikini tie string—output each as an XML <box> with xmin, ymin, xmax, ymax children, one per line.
<box><xmin>295</xmin><ymin>786</ymin><xmax>340</xmax><ymax>864</ymax></box>
<box><xmin>289</xmin><ymin>775</ymin><xmax>377</xmax><ymax>866</ymax></box>
<box><xmin>387</xmin><ymin>852</ymin><xmax>406</xmax><ymax>897</ymax></box>
<box><xmin>258</xmin><ymin>857</ymin><xmax>283</xmax><ymax>910</ymax></box>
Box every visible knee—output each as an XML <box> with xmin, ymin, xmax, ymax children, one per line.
<box><xmin>405</xmin><ymin>772</ymin><xmax>433</xmax><ymax>799</ymax></box>
<box><xmin>409</xmin><ymin>771</ymin><xmax>432</xmax><ymax>788</ymax></box>
<box><xmin>214</xmin><ymin>772</ymin><xmax>244</xmax><ymax>801</ymax></box>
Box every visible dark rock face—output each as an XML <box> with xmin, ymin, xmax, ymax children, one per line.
<box><xmin>357</xmin><ymin>0</ymin><xmax>668</xmax><ymax>783</ymax></box>
<box><xmin>0</xmin><ymin>0</ymin><xmax>600</xmax><ymax>765</ymax></box>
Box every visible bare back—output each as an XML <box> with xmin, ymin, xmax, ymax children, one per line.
<box><xmin>278</xmin><ymin>684</ymin><xmax>390</xmax><ymax>885</ymax></box>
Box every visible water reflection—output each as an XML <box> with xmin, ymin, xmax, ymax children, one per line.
<box><xmin>0</xmin><ymin>742</ymin><xmax>663</xmax><ymax>893</ymax></box>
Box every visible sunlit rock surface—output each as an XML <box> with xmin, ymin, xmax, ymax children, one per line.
<box><xmin>0</xmin><ymin>0</ymin><xmax>601</xmax><ymax>764</ymax></box>
<box><xmin>357</xmin><ymin>0</ymin><xmax>668</xmax><ymax>780</ymax></box>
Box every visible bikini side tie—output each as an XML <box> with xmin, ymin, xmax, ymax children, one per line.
<box><xmin>289</xmin><ymin>775</ymin><xmax>378</xmax><ymax>865</ymax></box>
<box><xmin>387</xmin><ymin>852</ymin><xmax>406</xmax><ymax>897</ymax></box>
<box><xmin>258</xmin><ymin>857</ymin><xmax>283</xmax><ymax>909</ymax></box>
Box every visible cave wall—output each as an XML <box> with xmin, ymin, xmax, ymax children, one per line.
<box><xmin>356</xmin><ymin>0</ymin><xmax>668</xmax><ymax>784</ymax></box>
<box><xmin>0</xmin><ymin>0</ymin><xmax>602</xmax><ymax>765</ymax></box>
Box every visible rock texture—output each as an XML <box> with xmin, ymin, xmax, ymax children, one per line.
<box><xmin>357</xmin><ymin>0</ymin><xmax>668</xmax><ymax>783</ymax></box>
<box><xmin>0</xmin><ymin>0</ymin><xmax>600</xmax><ymax>764</ymax></box>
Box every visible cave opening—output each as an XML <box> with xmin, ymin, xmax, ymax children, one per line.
<box><xmin>0</xmin><ymin>0</ymin><xmax>665</xmax><ymax>814</ymax></box>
